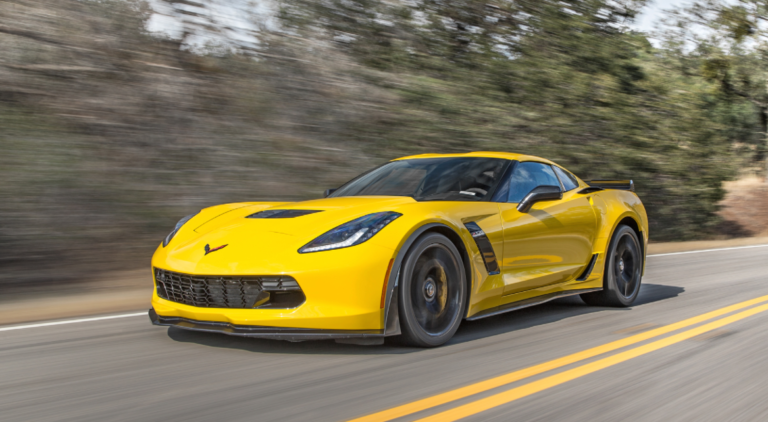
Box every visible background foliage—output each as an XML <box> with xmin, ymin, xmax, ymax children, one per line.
<box><xmin>0</xmin><ymin>0</ymin><xmax>764</xmax><ymax>284</ymax></box>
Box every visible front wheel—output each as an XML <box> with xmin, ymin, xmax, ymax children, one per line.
<box><xmin>398</xmin><ymin>233</ymin><xmax>467</xmax><ymax>347</ymax></box>
<box><xmin>581</xmin><ymin>224</ymin><xmax>643</xmax><ymax>307</ymax></box>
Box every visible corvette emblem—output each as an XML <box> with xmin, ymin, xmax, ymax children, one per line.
<box><xmin>204</xmin><ymin>244</ymin><xmax>228</xmax><ymax>255</ymax></box>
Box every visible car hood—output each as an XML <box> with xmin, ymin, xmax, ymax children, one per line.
<box><xmin>194</xmin><ymin>196</ymin><xmax>415</xmax><ymax>237</ymax></box>
<box><xmin>161</xmin><ymin>196</ymin><xmax>416</xmax><ymax>272</ymax></box>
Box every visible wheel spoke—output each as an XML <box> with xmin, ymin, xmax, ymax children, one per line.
<box><xmin>624</xmin><ymin>273</ymin><xmax>630</xmax><ymax>296</ymax></box>
<box><xmin>408</xmin><ymin>243</ymin><xmax>461</xmax><ymax>336</ymax></box>
<box><xmin>613</xmin><ymin>234</ymin><xmax>639</xmax><ymax>299</ymax></box>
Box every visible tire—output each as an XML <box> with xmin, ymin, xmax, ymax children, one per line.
<box><xmin>398</xmin><ymin>233</ymin><xmax>467</xmax><ymax>347</ymax></box>
<box><xmin>581</xmin><ymin>225</ymin><xmax>643</xmax><ymax>307</ymax></box>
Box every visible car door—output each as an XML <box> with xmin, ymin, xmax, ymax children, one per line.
<box><xmin>496</xmin><ymin>162</ymin><xmax>597</xmax><ymax>295</ymax></box>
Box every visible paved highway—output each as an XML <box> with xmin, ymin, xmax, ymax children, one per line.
<box><xmin>2</xmin><ymin>245</ymin><xmax>768</xmax><ymax>422</ymax></box>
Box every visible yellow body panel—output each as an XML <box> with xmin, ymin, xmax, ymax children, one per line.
<box><xmin>151</xmin><ymin>151</ymin><xmax>649</xmax><ymax>332</ymax></box>
<box><xmin>498</xmin><ymin>187</ymin><xmax>598</xmax><ymax>295</ymax></box>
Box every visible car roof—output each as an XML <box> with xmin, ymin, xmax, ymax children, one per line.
<box><xmin>393</xmin><ymin>151</ymin><xmax>558</xmax><ymax>166</ymax></box>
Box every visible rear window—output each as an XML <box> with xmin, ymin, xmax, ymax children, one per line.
<box><xmin>553</xmin><ymin>166</ymin><xmax>579</xmax><ymax>191</ymax></box>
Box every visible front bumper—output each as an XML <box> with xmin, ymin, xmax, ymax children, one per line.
<box><xmin>149</xmin><ymin>308</ymin><xmax>384</xmax><ymax>341</ymax></box>
<box><xmin>151</xmin><ymin>239</ymin><xmax>399</xmax><ymax>331</ymax></box>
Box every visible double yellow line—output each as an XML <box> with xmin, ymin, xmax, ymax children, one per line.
<box><xmin>350</xmin><ymin>295</ymin><xmax>768</xmax><ymax>422</ymax></box>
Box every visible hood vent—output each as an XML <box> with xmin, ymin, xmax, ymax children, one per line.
<box><xmin>247</xmin><ymin>209</ymin><xmax>322</xmax><ymax>219</ymax></box>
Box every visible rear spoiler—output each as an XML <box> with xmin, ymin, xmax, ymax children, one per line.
<box><xmin>583</xmin><ymin>180</ymin><xmax>634</xmax><ymax>192</ymax></box>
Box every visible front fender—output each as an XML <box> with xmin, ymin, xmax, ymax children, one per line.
<box><xmin>380</xmin><ymin>222</ymin><xmax>463</xmax><ymax>336</ymax></box>
<box><xmin>376</xmin><ymin>202</ymin><xmax>504</xmax><ymax>332</ymax></box>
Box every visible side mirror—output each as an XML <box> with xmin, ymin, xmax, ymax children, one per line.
<box><xmin>324</xmin><ymin>188</ymin><xmax>337</xmax><ymax>198</ymax></box>
<box><xmin>516</xmin><ymin>185</ymin><xmax>562</xmax><ymax>213</ymax></box>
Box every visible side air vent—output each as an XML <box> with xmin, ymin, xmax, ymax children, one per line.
<box><xmin>464</xmin><ymin>222</ymin><xmax>500</xmax><ymax>275</ymax></box>
<box><xmin>576</xmin><ymin>254</ymin><xmax>599</xmax><ymax>281</ymax></box>
<box><xmin>247</xmin><ymin>209</ymin><xmax>322</xmax><ymax>219</ymax></box>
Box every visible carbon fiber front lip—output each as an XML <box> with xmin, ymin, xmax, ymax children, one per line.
<box><xmin>148</xmin><ymin>309</ymin><xmax>384</xmax><ymax>342</ymax></box>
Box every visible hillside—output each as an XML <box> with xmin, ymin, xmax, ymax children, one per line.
<box><xmin>1</xmin><ymin>0</ymin><xmax>765</xmax><ymax>285</ymax></box>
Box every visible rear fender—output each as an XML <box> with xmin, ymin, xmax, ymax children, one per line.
<box><xmin>590</xmin><ymin>191</ymin><xmax>649</xmax><ymax>277</ymax></box>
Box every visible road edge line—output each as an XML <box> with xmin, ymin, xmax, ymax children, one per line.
<box><xmin>0</xmin><ymin>311</ymin><xmax>148</xmax><ymax>332</ymax></box>
<box><xmin>648</xmin><ymin>244</ymin><xmax>768</xmax><ymax>257</ymax></box>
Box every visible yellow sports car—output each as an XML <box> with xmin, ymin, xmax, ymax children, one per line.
<box><xmin>149</xmin><ymin>152</ymin><xmax>648</xmax><ymax>347</ymax></box>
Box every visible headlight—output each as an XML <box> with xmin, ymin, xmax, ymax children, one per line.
<box><xmin>163</xmin><ymin>213</ymin><xmax>198</xmax><ymax>247</ymax></box>
<box><xmin>299</xmin><ymin>212</ymin><xmax>402</xmax><ymax>253</ymax></box>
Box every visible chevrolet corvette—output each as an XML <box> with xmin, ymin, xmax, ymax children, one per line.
<box><xmin>149</xmin><ymin>152</ymin><xmax>648</xmax><ymax>347</ymax></box>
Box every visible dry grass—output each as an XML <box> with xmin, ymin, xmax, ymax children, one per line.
<box><xmin>718</xmin><ymin>177</ymin><xmax>768</xmax><ymax>237</ymax></box>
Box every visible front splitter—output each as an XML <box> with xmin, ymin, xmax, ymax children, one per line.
<box><xmin>149</xmin><ymin>308</ymin><xmax>384</xmax><ymax>342</ymax></box>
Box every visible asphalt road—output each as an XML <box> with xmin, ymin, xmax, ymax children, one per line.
<box><xmin>2</xmin><ymin>246</ymin><xmax>768</xmax><ymax>422</ymax></box>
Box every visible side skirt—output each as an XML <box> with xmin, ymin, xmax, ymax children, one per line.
<box><xmin>466</xmin><ymin>287</ymin><xmax>603</xmax><ymax>321</ymax></box>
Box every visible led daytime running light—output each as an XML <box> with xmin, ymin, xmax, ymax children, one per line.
<box><xmin>299</xmin><ymin>212</ymin><xmax>401</xmax><ymax>253</ymax></box>
<box><xmin>301</xmin><ymin>229</ymin><xmax>368</xmax><ymax>253</ymax></box>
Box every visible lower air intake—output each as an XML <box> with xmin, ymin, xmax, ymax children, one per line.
<box><xmin>154</xmin><ymin>269</ymin><xmax>305</xmax><ymax>309</ymax></box>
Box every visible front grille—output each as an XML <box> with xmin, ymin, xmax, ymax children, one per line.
<box><xmin>154</xmin><ymin>269</ymin><xmax>305</xmax><ymax>309</ymax></box>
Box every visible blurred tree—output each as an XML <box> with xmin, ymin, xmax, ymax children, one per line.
<box><xmin>281</xmin><ymin>0</ymin><xmax>737</xmax><ymax>238</ymax></box>
<box><xmin>0</xmin><ymin>0</ymin><xmax>381</xmax><ymax>283</ymax></box>
<box><xmin>667</xmin><ymin>0</ymin><xmax>768</xmax><ymax>182</ymax></box>
<box><xmin>0</xmin><ymin>0</ymin><xmax>757</xmax><ymax>285</ymax></box>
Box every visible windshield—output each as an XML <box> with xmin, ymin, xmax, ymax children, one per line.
<box><xmin>330</xmin><ymin>157</ymin><xmax>510</xmax><ymax>201</ymax></box>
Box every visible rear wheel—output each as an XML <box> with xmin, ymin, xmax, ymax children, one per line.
<box><xmin>398</xmin><ymin>233</ymin><xmax>466</xmax><ymax>347</ymax></box>
<box><xmin>581</xmin><ymin>224</ymin><xmax>642</xmax><ymax>307</ymax></box>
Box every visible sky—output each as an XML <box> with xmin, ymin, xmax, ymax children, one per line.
<box><xmin>632</xmin><ymin>0</ymin><xmax>695</xmax><ymax>33</ymax></box>
<box><xmin>144</xmin><ymin>0</ymin><xmax>703</xmax><ymax>53</ymax></box>
<box><xmin>145</xmin><ymin>0</ymin><xmax>276</xmax><ymax>53</ymax></box>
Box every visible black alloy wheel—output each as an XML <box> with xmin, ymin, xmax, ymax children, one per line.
<box><xmin>398</xmin><ymin>233</ymin><xmax>467</xmax><ymax>347</ymax></box>
<box><xmin>581</xmin><ymin>224</ymin><xmax>643</xmax><ymax>307</ymax></box>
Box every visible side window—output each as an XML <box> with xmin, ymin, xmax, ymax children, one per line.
<box><xmin>553</xmin><ymin>166</ymin><xmax>579</xmax><ymax>192</ymax></box>
<box><xmin>505</xmin><ymin>162</ymin><xmax>561</xmax><ymax>203</ymax></box>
